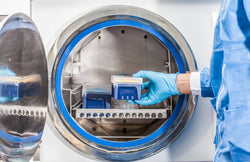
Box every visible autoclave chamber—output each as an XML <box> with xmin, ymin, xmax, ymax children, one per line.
<box><xmin>46</xmin><ymin>5</ymin><xmax>198</xmax><ymax>161</ymax></box>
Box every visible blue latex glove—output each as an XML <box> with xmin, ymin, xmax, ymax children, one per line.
<box><xmin>128</xmin><ymin>71</ymin><xmax>181</xmax><ymax>105</ymax></box>
<box><xmin>0</xmin><ymin>68</ymin><xmax>19</xmax><ymax>103</ymax></box>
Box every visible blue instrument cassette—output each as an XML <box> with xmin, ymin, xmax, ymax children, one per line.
<box><xmin>0</xmin><ymin>75</ymin><xmax>40</xmax><ymax>98</ymax></box>
<box><xmin>111</xmin><ymin>75</ymin><xmax>143</xmax><ymax>100</ymax></box>
<box><xmin>82</xmin><ymin>84</ymin><xmax>111</xmax><ymax>109</ymax></box>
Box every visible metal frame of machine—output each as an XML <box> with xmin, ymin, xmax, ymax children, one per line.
<box><xmin>47</xmin><ymin>6</ymin><xmax>198</xmax><ymax>161</ymax></box>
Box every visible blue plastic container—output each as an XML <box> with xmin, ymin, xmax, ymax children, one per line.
<box><xmin>82</xmin><ymin>85</ymin><xmax>111</xmax><ymax>109</ymax></box>
<box><xmin>112</xmin><ymin>83</ymin><xmax>142</xmax><ymax>100</ymax></box>
<box><xmin>0</xmin><ymin>76</ymin><xmax>40</xmax><ymax>98</ymax></box>
<box><xmin>0</xmin><ymin>81</ymin><xmax>19</xmax><ymax>98</ymax></box>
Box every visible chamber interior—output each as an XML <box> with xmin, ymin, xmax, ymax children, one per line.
<box><xmin>61</xmin><ymin>26</ymin><xmax>180</xmax><ymax>142</ymax></box>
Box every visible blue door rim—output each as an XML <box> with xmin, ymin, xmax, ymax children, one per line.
<box><xmin>54</xmin><ymin>19</ymin><xmax>186</xmax><ymax>148</ymax></box>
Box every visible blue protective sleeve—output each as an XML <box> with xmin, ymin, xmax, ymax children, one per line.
<box><xmin>209</xmin><ymin>0</ymin><xmax>250</xmax><ymax>161</ymax></box>
<box><xmin>200</xmin><ymin>67</ymin><xmax>214</xmax><ymax>98</ymax></box>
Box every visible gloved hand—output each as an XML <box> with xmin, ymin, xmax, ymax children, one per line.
<box><xmin>128</xmin><ymin>71</ymin><xmax>181</xmax><ymax>105</ymax></box>
<box><xmin>0</xmin><ymin>68</ymin><xmax>19</xmax><ymax>103</ymax></box>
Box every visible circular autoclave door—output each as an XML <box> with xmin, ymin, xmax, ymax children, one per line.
<box><xmin>48</xmin><ymin>6</ymin><xmax>197</xmax><ymax>161</ymax></box>
<box><xmin>0</xmin><ymin>14</ymin><xmax>47</xmax><ymax>161</ymax></box>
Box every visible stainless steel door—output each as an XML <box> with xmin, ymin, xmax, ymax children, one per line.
<box><xmin>0</xmin><ymin>13</ymin><xmax>47</xmax><ymax>161</ymax></box>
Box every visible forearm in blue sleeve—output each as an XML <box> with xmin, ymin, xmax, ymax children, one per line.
<box><xmin>200</xmin><ymin>67</ymin><xmax>214</xmax><ymax>97</ymax></box>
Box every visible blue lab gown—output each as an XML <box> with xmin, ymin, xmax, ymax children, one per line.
<box><xmin>200</xmin><ymin>0</ymin><xmax>250</xmax><ymax>161</ymax></box>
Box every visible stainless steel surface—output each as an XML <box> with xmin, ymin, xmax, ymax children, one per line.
<box><xmin>47</xmin><ymin>6</ymin><xmax>197</xmax><ymax>161</ymax></box>
<box><xmin>0</xmin><ymin>13</ymin><xmax>47</xmax><ymax>161</ymax></box>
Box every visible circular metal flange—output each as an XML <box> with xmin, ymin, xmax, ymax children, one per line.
<box><xmin>48</xmin><ymin>6</ymin><xmax>197</xmax><ymax>161</ymax></box>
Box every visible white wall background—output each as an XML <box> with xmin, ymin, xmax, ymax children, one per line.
<box><xmin>0</xmin><ymin>0</ymin><xmax>221</xmax><ymax>161</ymax></box>
<box><xmin>0</xmin><ymin>0</ymin><xmax>30</xmax><ymax>15</ymax></box>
